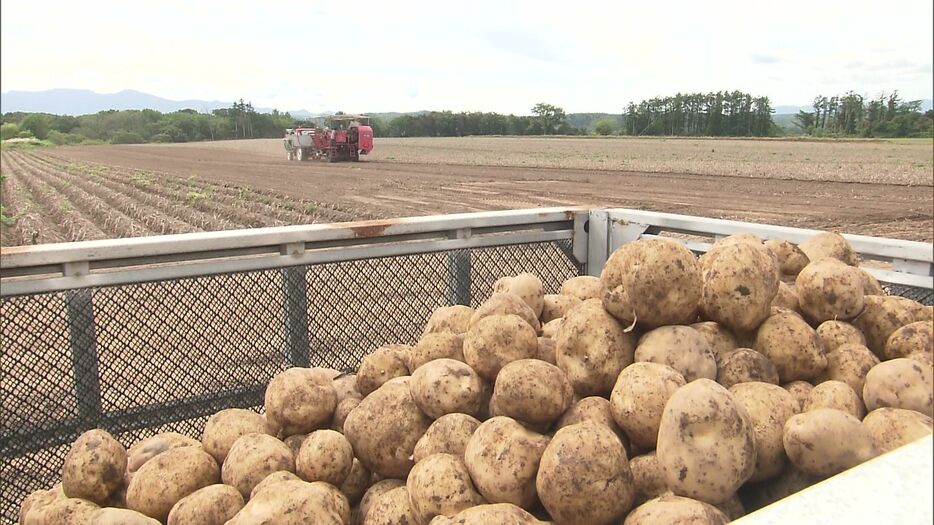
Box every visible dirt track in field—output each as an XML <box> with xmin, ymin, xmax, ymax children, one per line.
<box><xmin>41</xmin><ymin>138</ymin><xmax>934</xmax><ymax>242</ymax></box>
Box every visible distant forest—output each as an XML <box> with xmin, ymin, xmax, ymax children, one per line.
<box><xmin>1</xmin><ymin>90</ymin><xmax>931</xmax><ymax>146</ymax></box>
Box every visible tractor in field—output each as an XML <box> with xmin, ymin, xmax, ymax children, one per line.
<box><xmin>284</xmin><ymin>115</ymin><xmax>374</xmax><ymax>162</ymax></box>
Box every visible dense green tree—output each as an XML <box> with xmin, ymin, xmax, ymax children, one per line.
<box><xmin>19</xmin><ymin>113</ymin><xmax>52</xmax><ymax>140</ymax></box>
<box><xmin>594</xmin><ymin>119</ymin><xmax>614</xmax><ymax>135</ymax></box>
<box><xmin>531</xmin><ymin>103</ymin><xmax>567</xmax><ymax>135</ymax></box>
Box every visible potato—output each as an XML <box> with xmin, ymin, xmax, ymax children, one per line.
<box><xmin>250</xmin><ymin>471</ymin><xmax>301</xmax><ymax>500</ymax></box>
<box><xmin>19</xmin><ymin>487</ymin><xmax>62</xmax><ymax>525</ymax></box>
<box><xmin>463</xmin><ymin>314</ymin><xmax>538</xmax><ymax>381</ymax></box>
<box><xmin>340</xmin><ymin>459</ymin><xmax>370</xmax><ymax>505</ymax></box>
<box><xmin>88</xmin><ymin>508</ymin><xmax>160</xmax><ymax>525</ymax></box>
<box><xmin>410</xmin><ymin>358</ymin><xmax>483</xmax><ymax>419</ymax></box>
<box><xmin>409</xmin><ymin>334</ymin><xmax>465</xmax><ymax>372</ymax></box>
<box><xmin>556</xmin><ymin>299</ymin><xmax>636</xmax><ymax>396</ymax></box>
<box><xmin>783</xmin><ymin>381</ymin><xmax>814</xmax><ymax>413</ymax></box>
<box><xmin>601</xmin><ymin>239</ymin><xmax>702</xmax><ymax>328</ymax></box>
<box><xmin>363</xmin><ymin>485</ymin><xmax>417</xmax><ymax>525</ymax></box>
<box><xmin>770</xmin><ymin>281</ymin><xmax>800</xmax><ymax>313</ymax></box>
<box><xmin>634</xmin><ymin>325</ymin><xmax>716</xmax><ymax>382</ymax></box>
<box><xmin>623</xmin><ymin>495</ymin><xmax>729</xmax><ymax>525</ymax></box>
<box><xmin>535</xmin><ymin>336</ymin><xmax>557</xmax><ymax>364</ymax></box>
<box><xmin>701</xmin><ymin>242</ymin><xmax>780</xmax><ymax>333</ymax></box>
<box><xmin>125</xmin><ymin>431</ymin><xmax>200</xmax><ymax>486</ymax></box>
<box><xmin>910</xmin><ymin>351</ymin><xmax>934</xmax><ymax>367</ymax></box>
<box><xmin>690</xmin><ymin>321</ymin><xmax>739</xmax><ymax>365</ymax></box>
<box><xmin>295</xmin><ymin>429</ymin><xmax>354</xmax><ymax>486</ymax></box>
<box><xmin>221</xmin><ymin>433</ymin><xmax>293</xmax><ymax>500</ymax></box>
<box><xmin>357</xmin><ymin>345</ymin><xmax>411</xmax><ymax>396</ymax></box>
<box><xmin>795</xmin><ymin>258</ymin><xmax>865</xmax><ymax>323</ymax></box>
<box><xmin>333</xmin><ymin>373</ymin><xmax>363</xmax><ymax>402</ymax></box>
<box><xmin>541</xmin><ymin>294</ymin><xmax>581</xmax><ymax>324</ymax></box>
<box><xmin>717</xmin><ymin>348</ymin><xmax>779</xmax><ymax>388</ymax></box>
<box><xmin>228</xmin><ymin>480</ymin><xmax>349</xmax><ymax>525</ymax></box>
<box><xmin>804</xmin><ymin>380</ymin><xmax>866</xmax><ymax>419</ymax></box>
<box><xmin>730</xmin><ymin>382</ymin><xmax>799</xmax><ymax>482</ymax></box>
<box><xmin>857</xmin><ymin>269</ymin><xmax>885</xmax><ymax>296</ymax></box>
<box><xmin>862</xmin><ymin>408</ymin><xmax>933</xmax><ymax>453</ymax></box>
<box><xmin>431</xmin><ymin>503</ymin><xmax>546</xmax><ymax>524</ymax></box>
<box><xmin>863</xmin><ymin>358</ymin><xmax>934</xmax><ymax>416</ymax></box>
<box><xmin>490</xmin><ymin>359</ymin><xmax>573</xmax><ymax>426</ymax></box>
<box><xmin>127</xmin><ymin>446</ymin><xmax>219</xmax><ymax>521</ymax></box>
<box><xmin>166</xmin><ymin>484</ymin><xmax>243</xmax><ymax>525</ymax></box>
<box><xmin>754</xmin><ymin>310</ymin><xmax>827</xmax><ymax>383</ymax></box>
<box><xmin>556</xmin><ymin>396</ymin><xmax>629</xmax><ymax>450</ymax></box>
<box><xmin>469</xmin><ymin>293</ymin><xmax>541</xmax><ymax>333</ymax></box>
<box><xmin>657</xmin><ymin>379</ymin><xmax>756</xmax><ymax>504</ymax></box>
<box><xmin>35</xmin><ymin>497</ymin><xmax>99</xmax><ymax>524</ymax></box>
<box><xmin>764</xmin><ymin>239</ymin><xmax>809</xmax><ymax>275</ymax></box>
<box><xmin>816</xmin><ymin>320</ymin><xmax>866</xmax><ymax>352</ymax></box>
<box><xmin>201</xmin><ymin>408</ymin><xmax>268</xmax><ymax>464</ymax></box>
<box><xmin>494</xmin><ymin>273</ymin><xmax>545</xmax><ymax>319</ymax></box>
<box><xmin>885</xmin><ymin>321</ymin><xmax>933</xmax><ymax>361</ymax></box>
<box><xmin>630</xmin><ymin>452</ymin><xmax>666</xmax><ymax>504</ymax></box>
<box><xmin>406</xmin><ymin>454</ymin><xmax>485</xmax><ymax>524</ymax></box>
<box><xmin>560</xmin><ymin>275</ymin><xmax>605</xmax><ymax>301</ymax></box>
<box><xmin>610</xmin><ymin>362</ymin><xmax>686</xmax><ymax>449</ymax></box>
<box><xmin>423</xmin><ymin>305</ymin><xmax>474</xmax><ymax>335</ymax></box>
<box><xmin>331</xmin><ymin>397</ymin><xmax>361</xmax><ymax>433</ymax></box>
<box><xmin>60</xmin><ymin>429</ymin><xmax>127</xmax><ymax>506</ymax></box>
<box><xmin>819</xmin><ymin>343</ymin><xmax>879</xmax><ymax>397</ymax></box>
<box><xmin>536</xmin><ymin>421</ymin><xmax>635</xmax><ymax>525</ymax></box>
<box><xmin>344</xmin><ymin>380</ymin><xmax>432</xmax><ymax>479</ymax></box>
<box><xmin>798</xmin><ymin>231</ymin><xmax>859</xmax><ymax>266</ymax></box>
<box><xmin>540</xmin><ymin>318</ymin><xmax>562</xmax><ymax>339</ymax></box>
<box><xmin>853</xmin><ymin>295</ymin><xmax>920</xmax><ymax>357</ymax></box>
<box><xmin>265</xmin><ymin>367</ymin><xmax>337</xmax><ymax>436</ymax></box>
<box><xmin>782</xmin><ymin>408</ymin><xmax>878</xmax><ymax>476</ymax></box>
<box><xmin>413</xmin><ymin>413</ymin><xmax>481</xmax><ymax>463</ymax></box>
<box><xmin>464</xmin><ymin>416</ymin><xmax>550</xmax><ymax>509</ymax></box>
<box><xmin>355</xmin><ymin>479</ymin><xmax>405</xmax><ymax>525</ymax></box>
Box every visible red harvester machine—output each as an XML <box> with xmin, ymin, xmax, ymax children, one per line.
<box><xmin>284</xmin><ymin>114</ymin><xmax>374</xmax><ymax>162</ymax></box>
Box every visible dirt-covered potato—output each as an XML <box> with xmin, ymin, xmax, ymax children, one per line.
<box><xmin>201</xmin><ymin>409</ymin><xmax>268</xmax><ymax>464</ymax></box>
<box><xmin>406</xmin><ymin>454</ymin><xmax>485</xmax><ymax>525</ymax></box>
<box><xmin>464</xmin><ymin>416</ymin><xmax>550</xmax><ymax>509</ymax></box>
<box><xmin>463</xmin><ymin>314</ymin><xmax>539</xmax><ymax>381</ymax></box>
<box><xmin>853</xmin><ymin>295</ymin><xmax>921</xmax><ymax>357</ymax></box>
<box><xmin>820</xmin><ymin>343</ymin><xmax>879</xmax><ymax>398</ymax></box>
<box><xmin>362</xmin><ymin>485</ymin><xmax>417</xmax><ymax>525</ymax></box>
<box><xmin>283</xmin><ymin>434</ymin><xmax>307</xmax><ymax>458</ymax></box>
<box><xmin>560</xmin><ymin>275</ymin><xmax>605</xmax><ymax>301</ymax></box>
<box><xmin>410</xmin><ymin>358</ymin><xmax>483</xmax><ymax>419</ymax></box>
<box><xmin>701</xmin><ymin>242</ymin><xmax>780</xmax><ymax>333</ymax></box>
<box><xmin>804</xmin><ymin>380</ymin><xmax>866</xmax><ymax>419</ymax></box>
<box><xmin>610</xmin><ymin>362</ymin><xmax>686</xmax><ymax>449</ymax></box>
<box><xmin>629</xmin><ymin>452</ymin><xmax>666</xmax><ymax>504</ymax></box>
<box><xmin>355</xmin><ymin>479</ymin><xmax>405</xmax><ymax>525</ymax></box>
<box><xmin>33</xmin><ymin>497</ymin><xmax>99</xmax><ymax>524</ymax></box>
<box><xmin>332</xmin><ymin>397</ymin><xmax>361</xmax><ymax>433</ymax></box>
<box><xmin>494</xmin><ymin>273</ymin><xmax>545</xmax><ymax>319</ymax></box>
<box><xmin>166</xmin><ymin>484</ymin><xmax>243</xmax><ymax>525</ymax></box>
<box><xmin>126</xmin><ymin>432</ymin><xmax>200</xmax><ymax>486</ymax></box>
<box><xmin>333</xmin><ymin>373</ymin><xmax>363</xmax><ymax>403</ymax></box>
<box><xmin>717</xmin><ymin>348</ymin><xmax>779</xmax><ymax>388</ymax></box>
<box><xmin>623</xmin><ymin>494</ymin><xmax>729</xmax><ymax>525</ymax></box>
<box><xmin>339</xmin><ymin>459</ymin><xmax>370</xmax><ymax>506</ymax></box>
<box><xmin>657</xmin><ymin>379</ymin><xmax>756</xmax><ymax>504</ymax></box>
<box><xmin>540</xmin><ymin>318</ymin><xmax>562</xmax><ymax>339</ymax></box>
<box><xmin>127</xmin><ymin>446</ymin><xmax>219</xmax><ymax>521</ymax></box>
<box><xmin>490</xmin><ymin>359</ymin><xmax>574</xmax><ymax>426</ymax></box>
<box><xmin>250</xmin><ymin>471</ymin><xmax>301</xmax><ymax>500</ymax></box>
<box><xmin>409</xmin><ymin>334</ymin><xmax>465</xmax><ymax>372</ymax></box>
<box><xmin>798</xmin><ymin>231</ymin><xmax>859</xmax><ymax>266</ymax></box>
<box><xmin>556</xmin><ymin>299</ymin><xmax>636</xmax><ymax>396</ymax></box>
<box><xmin>556</xmin><ymin>396</ymin><xmax>628</xmax><ymax>447</ymax></box>
<box><xmin>863</xmin><ymin>358</ymin><xmax>934</xmax><ymax>416</ymax></box>
<box><xmin>344</xmin><ymin>380</ymin><xmax>432</xmax><ymax>479</ymax></box>
<box><xmin>690</xmin><ymin>321</ymin><xmax>739</xmax><ymax>365</ymax></box>
<box><xmin>635</xmin><ymin>325</ymin><xmax>717</xmax><ymax>382</ymax></box>
<box><xmin>770</xmin><ymin>281</ymin><xmax>801</xmax><ymax>313</ymax></box>
<box><xmin>19</xmin><ymin>487</ymin><xmax>62</xmax><ymax>524</ymax></box>
<box><xmin>764</xmin><ymin>239</ymin><xmax>810</xmax><ymax>276</ymax></box>
<box><xmin>429</xmin><ymin>503</ymin><xmax>545</xmax><ymax>525</ymax></box>
<box><xmin>783</xmin><ymin>408</ymin><xmax>878</xmax><ymax>476</ymax></box>
<box><xmin>885</xmin><ymin>321</ymin><xmax>933</xmax><ymax>361</ymax></box>
<box><xmin>228</xmin><ymin>480</ymin><xmax>349</xmax><ymax>525</ymax></box>
<box><xmin>862</xmin><ymin>408</ymin><xmax>933</xmax><ymax>453</ymax></box>
<box><xmin>469</xmin><ymin>293</ymin><xmax>541</xmax><ymax>333</ymax></box>
<box><xmin>413</xmin><ymin>413</ymin><xmax>481</xmax><ymax>463</ymax></box>
<box><xmin>265</xmin><ymin>367</ymin><xmax>337</xmax><ymax>436</ymax></box>
<box><xmin>61</xmin><ymin>429</ymin><xmax>126</xmax><ymax>505</ymax></box>
<box><xmin>541</xmin><ymin>294</ymin><xmax>581</xmax><ymax>324</ymax></box>
<box><xmin>357</xmin><ymin>345</ymin><xmax>412</xmax><ymax>396</ymax></box>
<box><xmin>601</xmin><ymin>239</ymin><xmax>702</xmax><ymax>328</ymax></box>
<box><xmin>783</xmin><ymin>381</ymin><xmax>814</xmax><ymax>413</ymax></box>
<box><xmin>423</xmin><ymin>305</ymin><xmax>474</xmax><ymax>336</ymax></box>
<box><xmin>729</xmin><ymin>382</ymin><xmax>799</xmax><ymax>482</ymax></box>
<box><xmin>295</xmin><ymin>429</ymin><xmax>353</xmax><ymax>486</ymax></box>
<box><xmin>536</xmin><ymin>421</ymin><xmax>635</xmax><ymax>525</ymax></box>
<box><xmin>795</xmin><ymin>258</ymin><xmax>865</xmax><ymax>323</ymax></box>
<box><xmin>535</xmin><ymin>336</ymin><xmax>557</xmax><ymax>364</ymax></box>
<box><xmin>754</xmin><ymin>310</ymin><xmax>827</xmax><ymax>382</ymax></box>
<box><xmin>88</xmin><ymin>508</ymin><xmax>161</xmax><ymax>525</ymax></box>
<box><xmin>221</xmin><ymin>433</ymin><xmax>293</xmax><ymax>500</ymax></box>
<box><xmin>816</xmin><ymin>320</ymin><xmax>866</xmax><ymax>353</ymax></box>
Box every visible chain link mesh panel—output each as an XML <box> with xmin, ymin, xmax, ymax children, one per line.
<box><xmin>0</xmin><ymin>240</ymin><xmax>581</xmax><ymax>522</ymax></box>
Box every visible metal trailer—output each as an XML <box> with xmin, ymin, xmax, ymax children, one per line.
<box><xmin>1</xmin><ymin>207</ymin><xmax>931</xmax><ymax>522</ymax></box>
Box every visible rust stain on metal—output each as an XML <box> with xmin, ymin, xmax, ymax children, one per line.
<box><xmin>348</xmin><ymin>219</ymin><xmax>397</xmax><ymax>239</ymax></box>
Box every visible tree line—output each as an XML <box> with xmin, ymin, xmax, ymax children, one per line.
<box><xmin>793</xmin><ymin>90</ymin><xmax>932</xmax><ymax>137</ymax></box>
<box><xmin>624</xmin><ymin>91</ymin><xmax>776</xmax><ymax>137</ymax></box>
<box><xmin>374</xmin><ymin>103</ymin><xmax>584</xmax><ymax>137</ymax></box>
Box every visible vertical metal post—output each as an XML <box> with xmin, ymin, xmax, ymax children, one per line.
<box><xmin>64</xmin><ymin>287</ymin><xmax>102</xmax><ymax>425</ymax></box>
<box><xmin>280</xmin><ymin>243</ymin><xmax>310</xmax><ymax>368</ymax></box>
<box><xmin>447</xmin><ymin>228</ymin><xmax>472</xmax><ymax>306</ymax></box>
<box><xmin>587</xmin><ymin>209</ymin><xmax>609</xmax><ymax>276</ymax></box>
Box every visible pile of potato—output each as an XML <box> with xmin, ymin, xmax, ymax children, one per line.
<box><xmin>20</xmin><ymin>231</ymin><xmax>934</xmax><ymax>525</ymax></box>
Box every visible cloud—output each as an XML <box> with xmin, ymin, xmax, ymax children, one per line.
<box><xmin>484</xmin><ymin>30</ymin><xmax>570</xmax><ymax>65</ymax></box>
<box><xmin>750</xmin><ymin>53</ymin><xmax>783</xmax><ymax>64</ymax></box>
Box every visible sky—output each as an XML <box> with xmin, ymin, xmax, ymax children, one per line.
<box><xmin>2</xmin><ymin>0</ymin><xmax>932</xmax><ymax>114</ymax></box>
